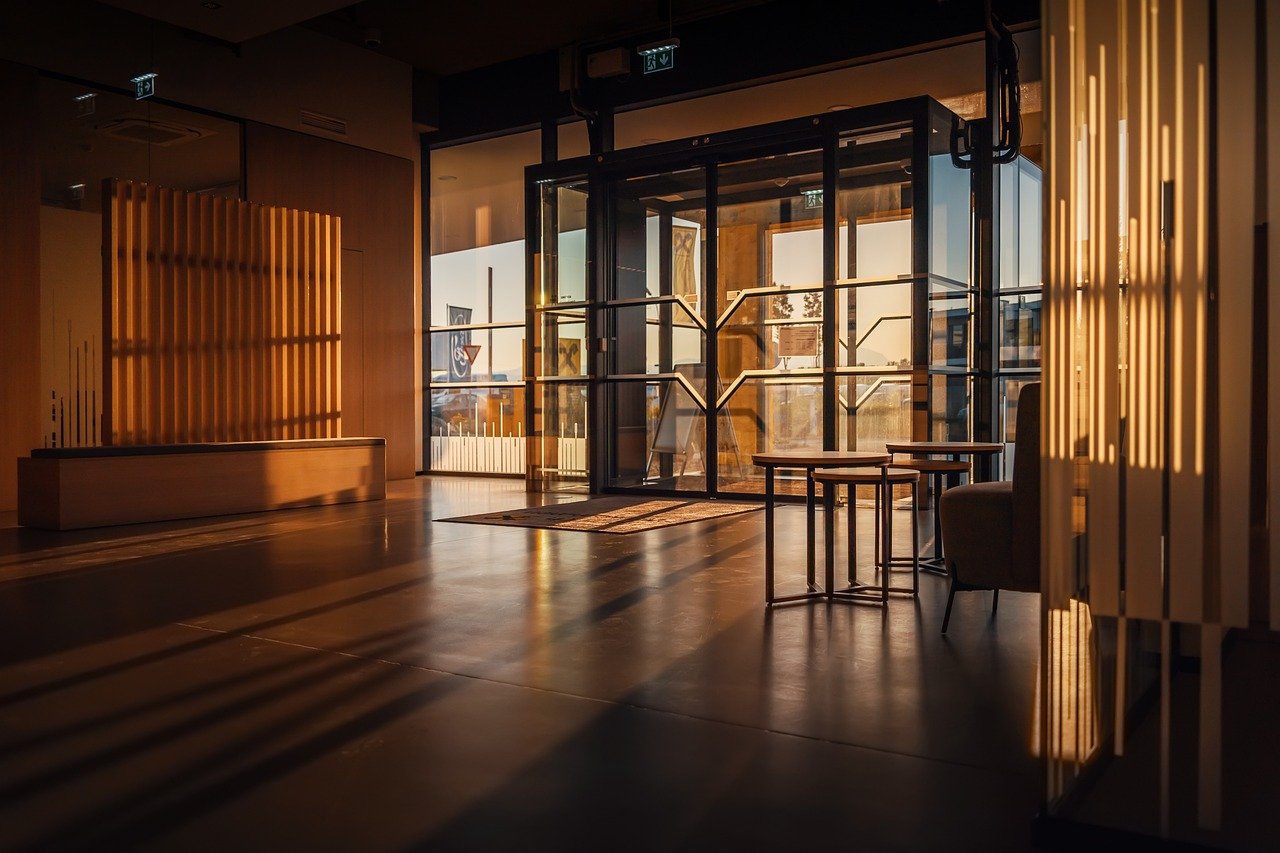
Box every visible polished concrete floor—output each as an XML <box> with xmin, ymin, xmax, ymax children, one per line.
<box><xmin>0</xmin><ymin>477</ymin><xmax>1043</xmax><ymax>851</ymax></box>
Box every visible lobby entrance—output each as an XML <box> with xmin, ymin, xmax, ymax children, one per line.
<box><xmin>526</xmin><ymin>98</ymin><xmax>1034</xmax><ymax>498</ymax></box>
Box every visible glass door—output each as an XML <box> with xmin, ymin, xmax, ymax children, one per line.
<box><xmin>712</xmin><ymin>149</ymin><xmax>826</xmax><ymax>495</ymax></box>
<box><xmin>603</xmin><ymin>167</ymin><xmax>709</xmax><ymax>492</ymax></box>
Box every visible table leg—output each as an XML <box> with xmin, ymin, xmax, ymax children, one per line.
<box><xmin>880</xmin><ymin>465</ymin><xmax>890</xmax><ymax>604</ymax></box>
<box><xmin>764</xmin><ymin>464</ymin><xmax>775</xmax><ymax>605</ymax></box>
<box><xmin>806</xmin><ymin>468</ymin><xmax>816</xmax><ymax>591</ymax></box>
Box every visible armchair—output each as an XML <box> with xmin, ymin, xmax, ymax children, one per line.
<box><xmin>938</xmin><ymin>382</ymin><xmax>1040</xmax><ymax>633</ymax></box>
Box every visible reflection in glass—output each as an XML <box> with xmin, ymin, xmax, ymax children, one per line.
<box><xmin>931</xmin><ymin>374</ymin><xmax>971</xmax><ymax>441</ymax></box>
<box><xmin>930</xmin><ymin>294</ymin><xmax>970</xmax><ymax>368</ymax></box>
<box><xmin>999</xmin><ymin>293</ymin><xmax>1042</xmax><ymax>369</ymax></box>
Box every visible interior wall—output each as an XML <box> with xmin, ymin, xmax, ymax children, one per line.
<box><xmin>0</xmin><ymin>61</ymin><xmax>42</xmax><ymax>511</ymax></box>
<box><xmin>38</xmin><ymin>207</ymin><xmax>102</xmax><ymax>449</ymax></box>
<box><xmin>245</xmin><ymin>123</ymin><xmax>416</xmax><ymax>479</ymax></box>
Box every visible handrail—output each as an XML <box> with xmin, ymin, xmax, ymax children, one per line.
<box><xmin>854</xmin><ymin>314</ymin><xmax>910</xmax><ymax>351</ymax></box>
<box><xmin>603</xmin><ymin>371</ymin><xmax>708</xmax><ymax>411</ymax></box>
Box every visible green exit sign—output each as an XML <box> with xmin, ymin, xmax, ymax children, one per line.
<box><xmin>643</xmin><ymin>46</ymin><xmax>675</xmax><ymax>73</ymax></box>
<box><xmin>639</xmin><ymin>39</ymin><xmax>679</xmax><ymax>74</ymax></box>
<box><xmin>131</xmin><ymin>72</ymin><xmax>157</xmax><ymax>100</ymax></box>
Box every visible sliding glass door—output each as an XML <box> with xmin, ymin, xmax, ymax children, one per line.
<box><xmin>526</xmin><ymin>98</ymin><xmax>990</xmax><ymax>498</ymax></box>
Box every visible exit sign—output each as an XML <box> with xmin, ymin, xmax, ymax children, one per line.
<box><xmin>131</xmin><ymin>72</ymin><xmax>157</xmax><ymax>100</ymax></box>
<box><xmin>641</xmin><ymin>45</ymin><xmax>676</xmax><ymax>74</ymax></box>
<box><xmin>803</xmin><ymin>189</ymin><xmax>824</xmax><ymax>208</ymax></box>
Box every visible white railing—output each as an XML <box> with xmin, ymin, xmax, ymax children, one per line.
<box><xmin>430</xmin><ymin>422</ymin><xmax>588</xmax><ymax>477</ymax></box>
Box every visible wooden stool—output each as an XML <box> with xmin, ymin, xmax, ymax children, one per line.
<box><xmin>891</xmin><ymin>457</ymin><xmax>970</xmax><ymax>575</ymax></box>
<box><xmin>812</xmin><ymin>466</ymin><xmax>921</xmax><ymax>602</ymax></box>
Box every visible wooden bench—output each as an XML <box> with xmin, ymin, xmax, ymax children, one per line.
<box><xmin>17</xmin><ymin>438</ymin><xmax>386</xmax><ymax>530</ymax></box>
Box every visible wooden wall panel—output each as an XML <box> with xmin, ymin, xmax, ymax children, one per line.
<box><xmin>0</xmin><ymin>61</ymin><xmax>42</xmax><ymax>512</ymax></box>
<box><xmin>244</xmin><ymin>123</ymin><xmax>415</xmax><ymax>479</ymax></box>
<box><xmin>103</xmin><ymin>179</ymin><xmax>341</xmax><ymax>445</ymax></box>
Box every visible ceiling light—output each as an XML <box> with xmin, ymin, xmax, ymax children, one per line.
<box><xmin>637</xmin><ymin>37</ymin><xmax>680</xmax><ymax>56</ymax></box>
<box><xmin>640</xmin><ymin>138</ymin><xmax>661</xmax><ymax>145</ymax></box>
<box><xmin>201</xmin><ymin>2</ymin><xmax>222</xmax><ymax>9</ymax></box>
<box><xmin>827</xmin><ymin>104</ymin><xmax>852</xmax><ymax>111</ymax></box>
<box><xmin>436</xmin><ymin>175</ymin><xmax>457</xmax><ymax>181</ymax></box>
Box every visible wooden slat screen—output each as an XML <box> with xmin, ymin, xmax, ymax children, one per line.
<box><xmin>103</xmin><ymin>179</ymin><xmax>341</xmax><ymax>445</ymax></box>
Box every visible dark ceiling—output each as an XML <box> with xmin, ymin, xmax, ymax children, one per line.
<box><xmin>303</xmin><ymin>0</ymin><xmax>773</xmax><ymax>76</ymax></box>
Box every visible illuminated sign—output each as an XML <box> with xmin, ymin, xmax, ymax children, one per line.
<box><xmin>638</xmin><ymin>38</ymin><xmax>679</xmax><ymax>74</ymax></box>
<box><xmin>130</xmin><ymin>72</ymin><xmax>157</xmax><ymax>100</ymax></box>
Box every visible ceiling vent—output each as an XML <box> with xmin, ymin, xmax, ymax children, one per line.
<box><xmin>95</xmin><ymin>116</ymin><xmax>212</xmax><ymax>146</ymax></box>
<box><xmin>300</xmin><ymin>109</ymin><xmax>347</xmax><ymax>136</ymax></box>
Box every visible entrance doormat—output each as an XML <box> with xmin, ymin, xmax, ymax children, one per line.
<box><xmin>439</xmin><ymin>496</ymin><xmax>762</xmax><ymax>534</ymax></box>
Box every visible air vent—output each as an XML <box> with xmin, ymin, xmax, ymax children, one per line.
<box><xmin>300</xmin><ymin>110</ymin><xmax>347</xmax><ymax>136</ymax></box>
<box><xmin>95</xmin><ymin>116</ymin><xmax>212</xmax><ymax>147</ymax></box>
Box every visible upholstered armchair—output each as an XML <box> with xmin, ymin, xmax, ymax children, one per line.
<box><xmin>937</xmin><ymin>382</ymin><xmax>1040</xmax><ymax>633</ymax></box>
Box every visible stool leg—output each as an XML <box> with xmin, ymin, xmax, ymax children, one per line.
<box><xmin>911</xmin><ymin>479</ymin><xmax>920</xmax><ymax>595</ymax></box>
<box><xmin>874</xmin><ymin>483</ymin><xmax>881</xmax><ymax>572</ymax></box>
<box><xmin>823</xmin><ymin>480</ymin><xmax>835</xmax><ymax>596</ymax></box>
<box><xmin>847</xmin><ymin>484</ymin><xmax>856</xmax><ymax>586</ymax></box>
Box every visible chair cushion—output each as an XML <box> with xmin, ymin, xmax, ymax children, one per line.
<box><xmin>939</xmin><ymin>481</ymin><xmax>1028</xmax><ymax>591</ymax></box>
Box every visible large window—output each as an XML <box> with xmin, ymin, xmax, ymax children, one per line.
<box><xmin>996</xmin><ymin>156</ymin><xmax>1043</xmax><ymax>476</ymax></box>
<box><xmin>428</xmin><ymin>131</ymin><xmax>538</xmax><ymax>474</ymax></box>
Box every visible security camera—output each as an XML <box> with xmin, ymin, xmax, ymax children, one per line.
<box><xmin>363</xmin><ymin>28</ymin><xmax>382</xmax><ymax>49</ymax></box>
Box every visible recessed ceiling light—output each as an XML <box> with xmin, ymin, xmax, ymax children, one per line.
<box><xmin>640</xmin><ymin>137</ymin><xmax>661</xmax><ymax>145</ymax></box>
<box><xmin>201</xmin><ymin>2</ymin><xmax>222</xmax><ymax>9</ymax></box>
<box><xmin>827</xmin><ymin>104</ymin><xmax>852</xmax><ymax>111</ymax></box>
<box><xmin>436</xmin><ymin>174</ymin><xmax>457</xmax><ymax>181</ymax></box>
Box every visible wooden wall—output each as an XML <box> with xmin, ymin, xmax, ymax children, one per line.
<box><xmin>244</xmin><ymin>123</ymin><xmax>415</xmax><ymax>479</ymax></box>
<box><xmin>103</xmin><ymin>180</ymin><xmax>342</xmax><ymax>445</ymax></box>
<box><xmin>0</xmin><ymin>61</ymin><xmax>41</xmax><ymax>511</ymax></box>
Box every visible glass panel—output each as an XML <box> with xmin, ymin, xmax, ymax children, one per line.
<box><xmin>999</xmin><ymin>293</ymin><xmax>1042</xmax><ymax>369</ymax></box>
<box><xmin>836</xmin><ymin>282</ymin><xmax>912</xmax><ymax>370</ymax></box>
<box><xmin>429</xmin><ymin>386</ymin><xmax>526</xmax><ymax>474</ymax></box>
<box><xmin>717</xmin><ymin>377</ymin><xmax>823</xmax><ymax>494</ymax></box>
<box><xmin>538</xmin><ymin>181</ymin><xmax>589</xmax><ymax>305</ymax></box>
<box><xmin>837</xmin><ymin>126</ymin><xmax>914</xmax><ymax>282</ymax></box>
<box><xmin>532</xmin><ymin>382</ymin><xmax>589</xmax><ymax>490</ymax></box>
<box><xmin>431</xmin><ymin>130</ymin><xmax>539</xmax><ymax>473</ymax></box>
<box><xmin>717</xmin><ymin>290</ymin><xmax>825</xmax><ymax>377</ymax></box>
<box><xmin>838</xmin><ymin>373</ymin><xmax>913</xmax><ymax>452</ymax></box>
<box><xmin>534</xmin><ymin>310</ymin><xmax>587</xmax><ymax>378</ymax></box>
<box><xmin>999</xmin><ymin>157</ymin><xmax>1044</xmax><ymax>290</ymax></box>
<box><xmin>429</xmin><ymin>326</ymin><xmax>524</xmax><ymax>384</ymax></box>
<box><xmin>603</xmin><ymin>304</ymin><xmax>705</xmax><ymax>376</ymax></box>
<box><xmin>930</xmin><ymin>374</ymin><xmax>971</xmax><ymax>441</ymax></box>
<box><xmin>998</xmin><ymin>375</ymin><xmax>1038</xmax><ymax>479</ymax></box>
<box><xmin>929</xmin><ymin>294</ymin><xmax>970</xmax><ymax>369</ymax></box>
<box><xmin>605</xmin><ymin>378</ymin><xmax>708</xmax><ymax>492</ymax></box>
<box><xmin>930</xmin><ymin>150</ymin><xmax>971</xmax><ymax>288</ymax></box>
<box><xmin>611</xmin><ymin>168</ymin><xmax>708</xmax><ymax>316</ymax></box>
<box><xmin>714</xmin><ymin>150</ymin><xmax>824</xmax><ymax>492</ymax></box>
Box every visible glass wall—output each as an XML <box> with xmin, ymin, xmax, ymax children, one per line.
<box><xmin>996</xmin><ymin>155</ymin><xmax>1043</xmax><ymax>476</ymax></box>
<box><xmin>529</xmin><ymin>178</ymin><xmax>591</xmax><ymax>490</ymax></box>
<box><xmin>834</xmin><ymin>125</ymin><xmax>916</xmax><ymax>454</ymax></box>
<box><xmin>429</xmin><ymin>131</ymin><xmax>537</xmax><ymax>474</ymax></box>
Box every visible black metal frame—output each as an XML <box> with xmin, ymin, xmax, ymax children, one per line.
<box><xmin>524</xmin><ymin>96</ymin><xmax>981</xmax><ymax>498</ymax></box>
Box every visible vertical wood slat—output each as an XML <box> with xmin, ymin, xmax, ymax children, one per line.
<box><xmin>1270</xmin><ymin>0</ymin><xmax>1280</xmax><ymax>632</ymax></box>
<box><xmin>1215</xmin><ymin>1</ymin><xmax>1254</xmax><ymax>628</ymax></box>
<box><xmin>102</xmin><ymin>180</ymin><xmax>341</xmax><ymax>445</ymax></box>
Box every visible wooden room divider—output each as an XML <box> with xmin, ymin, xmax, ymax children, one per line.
<box><xmin>102</xmin><ymin>179</ymin><xmax>342</xmax><ymax>445</ymax></box>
